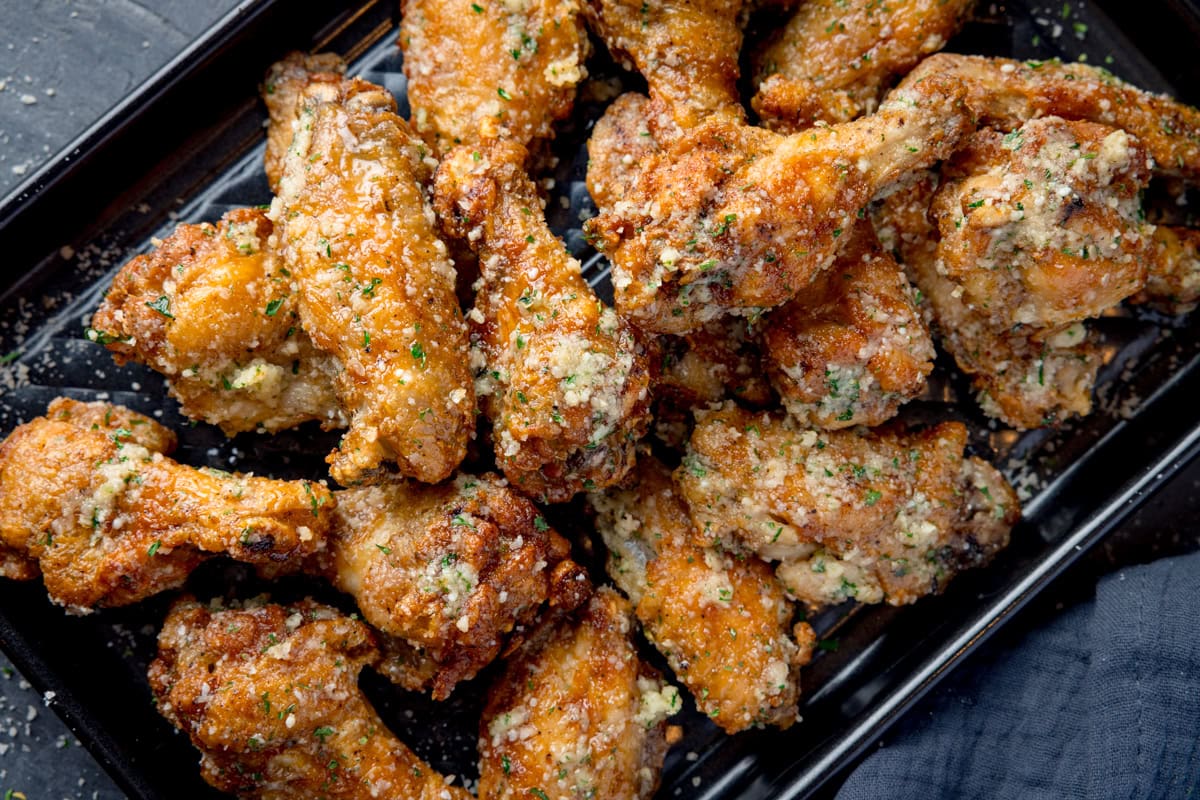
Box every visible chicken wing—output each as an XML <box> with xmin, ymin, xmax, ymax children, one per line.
<box><xmin>316</xmin><ymin>472</ymin><xmax>592</xmax><ymax>699</ymax></box>
<box><xmin>586</xmin><ymin>73</ymin><xmax>973</xmax><ymax>333</ymax></box>
<box><xmin>400</xmin><ymin>0</ymin><xmax>590</xmax><ymax>156</ymax></box>
<box><xmin>434</xmin><ymin>139</ymin><xmax>652</xmax><ymax>502</ymax></box>
<box><xmin>89</xmin><ymin>208</ymin><xmax>343</xmax><ymax>435</ymax></box>
<box><xmin>583</xmin><ymin>0</ymin><xmax>747</xmax><ymax>130</ymax></box>
<box><xmin>148</xmin><ymin>597</ymin><xmax>471</xmax><ymax>800</ymax></box>
<box><xmin>0</xmin><ymin>398</ymin><xmax>333</xmax><ymax>612</ymax></box>
<box><xmin>271</xmin><ymin>75</ymin><xmax>475</xmax><ymax>485</ymax></box>
<box><xmin>262</xmin><ymin>52</ymin><xmax>347</xmax><ymax>191</ymax></box>
<box><xmin>590</xmin><ymin>456</ymin><xmax>814</xmax><ymax>732</ymax></box>
<box><xmin>759</xmin><ymin>219</ymin><xmax>934</xmax><ymax>428</ymax></box>
<box><xmin>585</xmin><ymin>92</ymin><xmax>667</xmax><ymax>213</ymax></box>
<box><xmin>1132</xmin><ymin>225</ymin><xmax>1200</xmax><ymax>314</ymax></box>
<box><xmin>752</xmin><ymin>0</ymin><xmax>975</xmax><ymax>129</ymax></box>
<box><xmin>478</xmin><ymin>586</ymin><xmax>678</xmax><ymax>800</ymax></box>
<box><xmin>676</xmin><ymin>403</ymin><xmax>1018</xmax><ymax>607</ymax></box>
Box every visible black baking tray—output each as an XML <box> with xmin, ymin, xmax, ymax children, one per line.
<box><xmin>2</xmin><ymin>1</ymin><xmax>1200</xmax><ymax>798</ymax></box>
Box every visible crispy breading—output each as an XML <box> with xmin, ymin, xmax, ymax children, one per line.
<box><xmin>0</xmin><ymin>399</ymin><xmax>333</xmax><ymax>612</ymax></box>
<box><xmin>149</xmin><ymin>598</ymin><xmax>471</xmax><ymax>800</ymax></box>
<box><xmin>272</xmin><ymin>76</ymin><xmax>474</xmax><ymax>485</ymax></box>
<box><xmin>583</xmin><ymin>0</ymin><xmax>746</xmax><ymax>129</ymax></box>
<box><xmin>585</xmin><ymin>92</ymin><xmax>666</xmax><ymax>213</ymax></box>
<box><xmin>316</xmin><ymin>473</ymin><xmax>591</xmax><ymax>699</ymax></box>
<box><xmin>1133</xmin><ymin>225</ymin><xmax>1200</xmax><ymax>314</ymax></box>
<box><xmin>478</xmin><ymin>587</ymin><xmax>677</xmax><ymax>800</ymax></box>
<box><xmin>400</xmin><ymin>0</ymin><xmax>590</xmax><ymax>155</ymax></box>
<box><xmin>590</xmin><ymin>456</ymin><xmax>814</xmax><ymax>732</ymax></box>
<box><xmin>657</xmin><ymin>316</ymin><xmax>775</xmax><ymax>409</ymax></box>
<box><xmin>433</xmin><ymin>139</ymin><xmax>652</xmax><ymax>502</ymax></box>
<box><xmin>676</xmin><ymin>403</ymin><xmax>1018</xmax><ymax>607</ymax></box>
<box><xmin>760</xmin><ymin>219</ymin><xmax>934</xmax><ymax>429</ymax></box>
<box><xmin>753</xmin><ymin>0</ymin><xmax>974</xmax><ymax>128</ymax></box>
<box><xmin>586</xmin><ymin>73</ymin><xmax>972</xmax><ymax>333</ymax></box>
<box><xmin>261</xmin><ymin>52</ymin><xmax>347</xmax><ymax>190</ymax></box>
<box><xmin>90</xmin><ymin>208</ymin><xmax>343</xmax><ymax>435</ymax></box>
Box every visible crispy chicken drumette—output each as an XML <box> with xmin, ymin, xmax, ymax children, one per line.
<box><xmin>586</xmin><ymin>73</ymin><xmax>972</xmax><ymax>333</ymax></box>
<box><xmin>478</xmin><ymin>586</ymin><xmax>678</xmax><ymax>800</ymax></box>
<box><xmin>149</xmin><ymin>597</ymin><xmax>472</xmax><ymax>800</ymax></box>
<box><xmin>90</xmin><ymin>208</ymin><xmax>342</xmax><ymax>436</ymax></box>
<box><xmin>676</xmin><ymin>403</ymin><xmax>1018</xmax><ymax>608</ymax></box>
<box><xmin>590</xmin><ymin>456</ymin><xmax>815</xmax><ymax>732</ymax></box>
<box><xmin>0</xmin><ymin>399</ymin><xmax>333</xmax><ymax>612</ymax></box>
<box><xmin>261</xmin><ymin>52</ymin><xmax>347</xmax><ymax>191</ymax></box>
<box><xmin>400</xmin><ymin>0</ymin><xmax>590</xmax><ymax>155</ymax></box>
<box><xmin>434</xmin><ymin>139</ymin><xmax>652</xmax><ymax>502</ymax></box>
<box><xmin>271</xmin><ymin>73</ymin><xmax>474</xmax><ymax>485</ymax></box>
<box><xmin>316</xmin><ymin>472</ymin><xmax>591</xmax><ymax>699</ymax></box>
<box><xmin>753</xmin><ymin>0</ymin><xmax>975</xmax><ymax>129</ymax></box>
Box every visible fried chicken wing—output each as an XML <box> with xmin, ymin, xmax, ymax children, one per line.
<box><xmin>587</xmin><ymin>74</ymin><xmax>972</xmax><ymax>333</ymax></box>
<box><xmin>676</xmin><ymin>403</ymin><xmax>1018</xmax><ymax>607</ymax></box>
<box><xmin>272</xmin><ymin>76</ymin><xmax>474</xmax><ymax>485</ymax></box>
<box><xmin>752</xmin><ymin>0</ymin><xmax>974</xmax><ymax>129</ymax></box>
<box><xmin>89</xmin><ymin>208</ymin><xmax>342</xmax><ymax>435</ymax></box>
<box><xmin>657</xmin><ymin>316</ymin><xmax>775</xmax><ymax>408</ymax></box>
<box><xmin>434</xmin><ymin>139</ymin><xmax>652</xmax><ymax>502</ymax></box>
<box><xmin>149</xmin><ymin>597</ymin><xmax>471</xmax><ymax>800</ymax></box>
<box><xmin>584</xmin><ymin>0</ymin><xmax>747</xmax><ymax>130</ymax></box>
<box><xmin>759</xmin><ymin>219</ymin><xmax>934</xmax><ymax>428</ymax></box>
<box><xmin>897</xmin><ymin>53</ymin><xmax>1200</xmax><ymax>179</ymax></box>
<box><xmin>316</xmin><ymin>472</ymin><xmax>591</xmax><ymax>699</ymax></box>
<box><xmin>0</xmin><ymin>399</ymin><xmax>333</xmax><ymax>612</ymax></box>
<box><xmin>1133</xmin><ymin>225</ymin><xmax>1200</xmax><ymax>314</ymax></box>
<box><xmin>478</xmin><ymin>586</ymin><xmax>678</xmax><ymax>800</ymax></box>
<box><xmin>585</xmin><ymin>92</ymin><xmax>666</xmax><ymax>213</ymax></box>
<box><xmin>400</xmin><ymin>0</ymin><xmax>590</xmax><ymax>155</ymax></box>
<box><xmin>262</xmin><ymin>52</ymin><xmax>347</xmax><ymax>191</ymax></box>
<box><xmin>590</xmin><ymin>456</ymin><xmax>814</xmax><ymax>732</ymax></box>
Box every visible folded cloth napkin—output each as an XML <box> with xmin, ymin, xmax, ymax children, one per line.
<box><xmin>837</xmin><ymin>550</ymin><xmax>1200</xmax><ymax>799</ymax></box>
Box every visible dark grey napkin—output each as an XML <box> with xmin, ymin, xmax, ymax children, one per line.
<box><xmin>836</xmin><ymin>550</ymin><xmax>1200</xmax><ymax>799</ymax></box>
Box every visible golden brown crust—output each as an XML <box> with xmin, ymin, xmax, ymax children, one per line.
<box><xmin>0</xmin><ymin>399</ymin><xmax>333</xmax><ymax>611</ymax></box>
<box><xmin>261</xmin><ymin>52</ymin><xmax>347</xmax><ymax>191</ymax></box>
<box><xmin>478</xmin><ymin>587</ymin><xmax>676</xmax><ymax>800</ymax></box>
<box><xmin>90</xmin><ymin>208</ymin><xmax>343</xmax><ymax>435</ymax></box>
<box><xmin>656</xmin><ymin>316</ymin><xmax>775</xmax><ymax>409</ymax></box>
<box><xmin>148</xmin><ymin>598</ymin><xmax>472</xmax><ymax>800</ymax></box>
<box><xmin>272</xmin><ymin>76</ymin><xmax>475</xmax><ymax>485</ymax></box>
<box><xmin>585</xmin><ymin>92</ymin><xmax>666</xmax><ymax>213</ymax></box>
<box><xmin>590</xmin><ymin>456</ymin><xmax>812</xmax><ymax>732</ymax></box>
<box><xmin>1133</xmin><ymin>225</ymin><xmax>1200</xmax><ymax>314</ymax></box>
<box><xmin>434</xmin><ymin>139</ymin><xmax>652</xmax><ymax>502</ymax></box>
<box><xmin>677</xmin><ymin>403</ymin><xmax>1019</xmax><ymax>607</ymax></box>
<box><xmin>319</xmin><ymin>472</ymin><xmax>591</xmax><ymax>699</ymax></box>
<box><xmin>400</xmin><ymin>0</ymin><xmax>590</xmax><ymax>155</ymax></box>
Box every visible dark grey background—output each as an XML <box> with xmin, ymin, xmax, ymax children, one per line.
<box><xmin>0</xmin><ymin>2</ymin><xmax>1197</xmax><ymax>799</ymax></box>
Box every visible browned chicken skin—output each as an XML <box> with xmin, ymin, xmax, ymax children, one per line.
<box><xmin>587</xmin><ymin>73</ymin><xmax>973</xmax><ymax>333</ymax></box>
<box><xmin>478</xmin><ymin>586</ymin><xmax>678</xmax><ymax>800</ymax></box>
<box><xmin>434</xmin><ymin>139</ymin><xmax>652</xmax><ymax>502</ymax></box>
<box><xmin>262</xmin><ymin>52</ymin><xmax>348</xmax><ymax>191</ymax></box>
<box><xmin>753</xmin><ymin>0</ymin><xmax>975</xmax><ymax>129</ymax></box>
<box><xmin>149</xmin><ymin>597</ymin><xmax>472</xmax><ymax>800</ymax></box>
<box><xmin>677</xmin><ymin>403</ymin><xmax>1018</xmax><ymax>607</ymax></box>
<box><xmin>90</xmin><ymin>208</ymin><xmax>343</xmax><ymax>436</ymax></box>
<box><xmin>760</xmin><ymin>219</ymin><xmax>934</xmax><ymax>428</ymax></box>
<box><xmin>590</xmin><ymin>456</ymin><xmax>815</xmax><ymax>732</ymax></box>
<box><xmin>400</xmin><ymin>0</ymin><xmax>590</xmax><ymax>155</ymax></box>
<box><xmin>1133</xmin><ymin>225</ymin><xmax>1200</xmax><ymax>314</ymax></box>
<box><xmin>316</xmin><ymin>472</ymin><xmax>591</xmax><ymax>699</ymax></box>
<box><xmin>271</xmin><ymin>73</ymin><xmax>475</xmax><ymax>485</ymax></box>
<box><xmin>0</xmin><ymin>399</ymin><xmax>333</xmax><ymax>612</ymax></box>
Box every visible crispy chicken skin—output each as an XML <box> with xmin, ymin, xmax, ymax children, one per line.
<box><xmin>657</xmin><ymin>316</ymin><xmax>775</xmax><ymax>408</ymax></box>
<box><xmin>261</xmin><ymin>52</ymin><xmax>347</xmax><ymax>191</ymax></box>
<box><xmin>927</xmin><ymin>118</ymin><xmax>1151</xmax><ymax>428</ymax></box>
<box><xmin>1133</xmin><ymin>225</ymin><xmax>1200</xmax><ymax>314</ymax></box>
<box><xmin>90</xmin><ymin>208</ymin><xmax>343</xmax><ymax>436</ymax></box>
<box><xmin>584</xmin><ymin>0</ymin><xmax>747</xmax><ymax>130</ymax></box>
<box><xmin>587</xmin><ymin>74</ymin><xmax>972</xmax><ymax>333</ymax></box>
<box><xmin>0</xmin><ymin>399</ymin><xmax>333</xmax><ymax>612</ymax></box>
<box><xmin>897</xmin><ymin>54</ymin><xmax>1200</xmax><ymax>179</ymax></box>
<box><xmin>400</xmin><ymin>0</ymin><xmax>590</xmax><ymax>155</ymax></box>
<box><xmin>478</xmin><ymin>587</ymin><xmax>678</xmax><ymax>800</ymax></box>
<box><xmin>434</xmin><ymin>139</ymin><xmax>653</xmax><ymax>502</ymax></box>
<box><xmin>149</xmin><ymin>598</ymin><xmax>471</xmax><ymax>800</ymax></box>
<box><xmin>315</xmin><ymin>473</ymin><xmax>592</xmax><ymax>699</ymax></box>
<box><xmin>676</xmin><ymin>403</ymin><xmax>1018</xmax><ymax>607</ymax></box>
<box><xmin>585</xmin><ymin>92</ymin><xmax>667</xmax><ymax>213</ymax></box>
<box><xmin>272</xmin><ymin>75</ymin><xmax>474</xmax><ymax>485</ymax></box>
<box><xmin>752</xmin><ymin>0</ymin><xmax>974</xmax><ymax>129</ymax></box>
<box><xmin>590</xmin><ymin>457</ymin><xmax>815</xmax><ymax>732</ymax></box>
<box><xmin>760</xmin><ymin>220</ymin><xmax>934</xmax><ymax>429</ymax></box>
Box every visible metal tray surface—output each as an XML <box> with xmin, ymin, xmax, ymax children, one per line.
<box><xmin>1</xmin><ymin>1</ymin><xmax>1200</xmax><ymax>798</ymax></box>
